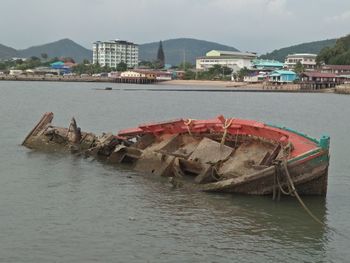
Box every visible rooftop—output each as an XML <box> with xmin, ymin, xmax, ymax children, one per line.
<box><xmin>301</xmin><ymin>72</ymin><xmax>338</xmax><ymax>78</ymax></box>
<box><xmin>269</xmin><ymin>70</ymin><xmax>297</xmax><ymax>76</ymax></box>
<box><xmin>205</xmin><ymin>50</ymin><xmax>257</xmax><ymax>58</ymax></box>
<box><xmin>286</xmin><ymin>53</ymin><xmax>317</xmax><ymax>58</ymax></box>
<box><xmin>252</xmin><ymin>59</ymin><xmax>284</xmax><ymax>67</ymax></box>
<box><xmin>322</xmin><ymin>65</ymin><xmax>350</xmax><ymax>70</ymax></box>
<box><xmin>93</xmin><ymin>40</ymin><xmax>138</xmax><ymax>46</ymax></box>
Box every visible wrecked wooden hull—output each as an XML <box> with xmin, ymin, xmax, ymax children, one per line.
<box><xmin>22</xmin><ymin>112</ymin><xmax>330</xmax><ymax>196</ymax></box>
<box><xmin>199</xmin><ymin>150</ymin><xmax>329</xmax><ymax>195</ymax></box>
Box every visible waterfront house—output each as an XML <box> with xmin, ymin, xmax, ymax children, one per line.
<box><xmin>50</xmin><ymin>61</ymin><xmax>75</xmax><ymax>75</ymax></box>
<box><xmin>196</xmin><ymin>50</ymin><xmax>257</xmax><ymax>73</ymax></box>
<box><xmin>284</xmin><ymin>53</ymin><xmax>317</xmax><ymax>70</ymax></box>
<box><xmin>268</xmin><ymin>70</ymin><xmax>297</xmax><ymax>83</ymax></box>
<box><xmin>244</xmin><ymin>60</ymin><xmax>284</xmax><ymax>83</ymax></box>
<box><xmin>321</xmin><ymin>65</ymin><xmax>350</xmax><ymax>76</ymax></box>
<box><xmin>108</xmin><ymin>71</ymin><xmax>120</xmax><ymax>78</ymax></box>
<box><xmin>154</xmin><ymin>71</ymin><xmax>172</xmax><ymax>81</ymax></box>
<box><xmin>244</xmin><ymin>71</ymin><xmax>269</xmax><ymax>83</ymax></box>
<box><xmin>34</xmin><ymin>66</ymin><xmax>60</xmax><ymax>75</ymax></box>
<box><xmin>299</xmin><ymin>72</ymin><xmax>342</xmax><ymax>90</ymax></box>
<box><xmin>134</xmin><ymin>69</ymin><xmax>173</xmax><ymax>81</ymax></box>
<box><xmin>120</xmin><ymin>71</ymin><xmax>146</xmax><ymax>78</ymax></box>
<box><xmin>9</xmin><ymin>69</ymin><xmax>24</xmax><ymax>76</ymax></box>
<box><xmin>136</xmin><ymin>70</ymin><xmax>157</xmax><ymax>80</ymax></box>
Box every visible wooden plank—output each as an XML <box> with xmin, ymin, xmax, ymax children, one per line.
<box><xmin>22</xmin><ymin>112</ymin><xmax>53</xmax><ymax>145</ymax></box>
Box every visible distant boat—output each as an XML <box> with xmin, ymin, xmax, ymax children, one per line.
<box><xmin>23</xmin><ymin>113</ymin><xmax>330</xmax><ymax>196</ymax></box>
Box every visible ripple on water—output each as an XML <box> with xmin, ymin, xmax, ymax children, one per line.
<box><xmin>0</xmin><ymin>81</ymin><xmax>349</xmax><ymax>262</ymax></box>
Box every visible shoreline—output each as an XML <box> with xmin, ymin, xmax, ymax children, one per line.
<box><xmin>0</xmin><ymin>75</ymin><xmax>112</xmax><ymax>83</ymax></box>
<box><xmin>0</xmin><ymin>75</ymin><xmax>344</xmax><ymax>94</ymax></box>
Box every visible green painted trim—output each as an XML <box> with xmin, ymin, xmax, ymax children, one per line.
<box><xmin>267</xmin><ymin>123</ymin><xmax>319</xmax><ymax>144</ymax></box>
<box><xmin>288</xmin><ymin>148</ymin><xmax>329</xmax><ymax>164</ymax></box>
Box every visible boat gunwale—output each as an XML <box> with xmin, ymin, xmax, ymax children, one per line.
<box><xmin>118</xmin><ymin>116</ymin><xmax>326</xmax><ymax>158</ymax></box>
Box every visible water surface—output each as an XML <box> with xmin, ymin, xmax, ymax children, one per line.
<box><xmin>0</xmin><ymin>81</ymin><xmax>349</xmax><ymax>262</ymax></box>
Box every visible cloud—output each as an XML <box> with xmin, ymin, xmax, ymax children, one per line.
<box><xmin>0</xmin><ymin>0</ymin><xmax>349</xmax><ymax>53</ymax></box>
<box><xmin>326</xmin><ymin>10</ymin><xmax>350</xmax><ymax>23</ymax></box>
<box><xmin>266</xmin><ymin>0</ymin><xmax>293</xmax><ymax>17</ymax></box>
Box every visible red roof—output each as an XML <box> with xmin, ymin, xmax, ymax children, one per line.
<box><xmin>63</xmin><ymin>62</ymin><xmax>76</xmax><ymax>67</ymax></box>
<box><xmin>322</xmin><ymin>65</ymin><xmax>350</xmax><ymax>70</ymax></box>
<box><xmin>302</xmin><ymin>72</ymin><xmax>338</xmax><ymax>78</ymax></box>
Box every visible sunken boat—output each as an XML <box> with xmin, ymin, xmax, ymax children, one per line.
<box><xmin>22</xmin><ymin>112</ymin><xmax>330</xmax><ymax>196</ymax></box>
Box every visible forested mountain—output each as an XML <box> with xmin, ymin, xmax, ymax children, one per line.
<box><xmin>317</xmin><ymin>34</ymin><xmax>350</xmax><ymax>65</ymax></box>
<box><xmin>0</xmin><ymin>44</ymin><xmax>19</xmax><ymax>60</ymax></box>
<box><xmin>18</xmin><ymin>39</ymin><xmax>92</xmax><ymax>63</ymax></box>
<box><xmin>260</xmin><ymin>39</ymin><xmax>337</xmax><ymax>62</ymax></box>
<box><xmin>139</xmin><ymin>38</ymin><xmax>239</xmax><ymax>65</ymax></box>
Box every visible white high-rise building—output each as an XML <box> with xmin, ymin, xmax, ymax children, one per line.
<box><xmin>93</xmin><ymin>40</ymin><xmax>139</xmax><ymax>68</ymax></box>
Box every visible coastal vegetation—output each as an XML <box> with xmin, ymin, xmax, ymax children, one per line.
<box><xmin>0</xmin><ymin>55</ymin><xmax>130</xmax><ymax>75</ymax></box>
<box><xmin>139</xmin><ymin>60</ymin><xmax>165</xmax><ymax>69</ymax></box>
<box><xmin>317</xmin><ymin>34</ymin><xmax>350</xmax><ymax>65</ymax></box>
<box><xmin>293</xmin><ymin>61</ymin><xmax>305</xmax><ymax>74</ymax></box>
<box><xmin>181</xmin><ymin>64</ymin><xmax>233</xmax><ymax>81</ymax></box>
<box><xmin>72</xmin><ymin>61</ymin><xmax>128</xmax><ymax>75</ymax></box>
<box><xmin>0</xmin><ymin>56</ymin><xmax>76</xmax><ymax>71</ymax></box>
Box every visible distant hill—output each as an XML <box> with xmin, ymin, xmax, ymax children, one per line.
<box><xmin>139</xmin><ymin>38</ymin><xmax>239</xmax><ymax>66</ymax></box>
<box><xmin>0</xmin><ymin>44</ymin><xmax>19</xmax><ymax>60</ymax></box>
<box><xmin>260</xmin><ymin>39</ymin><xmax>337</xmax><ymax>62</ymax></box>
<box><xmin>0</xmin><ymin>37</ymin><xmax>342</xmax><ymax>66</ymax></box>
<box><xmin>18</xmin><ymin>39</ymin><xmax>92</xmax><ymax>63</ymax></box>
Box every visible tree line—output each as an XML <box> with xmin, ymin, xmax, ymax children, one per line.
<box><xmin>0</xmin><ymin>53</ymin><xmax>76</xmax><ymax>71</ymax></box>
<box><xmin>317</xmin><ymin>34</ymin><xmax>350</xmax><ymax>65</ymax></box>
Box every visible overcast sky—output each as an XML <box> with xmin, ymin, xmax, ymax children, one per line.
<box><xmin>1</xmin><ymin>0</ymin><xmax>349</xmax><ymax>54</ymax></box>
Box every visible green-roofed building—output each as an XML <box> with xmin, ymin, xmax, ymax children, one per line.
<box><xmin>252</xmin><ymin>59</ymin><xmax>284</xmax><ymax>70</ymax></box>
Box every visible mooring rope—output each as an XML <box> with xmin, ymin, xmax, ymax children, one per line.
<box><xmin>234</xmin><ymin>129</ymin><xmax>239</xmax><ymax>148</ymax></box>
<box><xmin>220</xmin><ymin>118</ymin><xmax>233</xmax><ymax>147</ymax></box>
<box><xmin>184</xmin><ymin>119</ymin><xmax>193</xmax><ymax>136</ymax></box>
<box><xmin>273</xmin><ymin>157</ymin><xmax>325</xmax><ymax>226</ymax></box>
<box><xmin>281</xmin><ymin>160</ymin><xmax>325</xmax><ymax>226</ymax></box>
<box><xmin>273</xmin><ymin>148</ymin><xmax>350</xmax><ymax>240</ymax></box>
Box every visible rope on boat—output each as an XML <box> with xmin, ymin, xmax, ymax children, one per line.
<box><xmin>282</xmin><ymin>160</ymin><xmax>325</xmax><ymax>226</ymax></box>
<box><xmin>184</xmin><ymin>119</ymin><xmax>193</xmax><ymax>136</ymax></box>
<box><xmin>273</xmin><ymin>147</ymin><xmax>350</xmax><ymax>240</ymax></box>
<box><xmin>234</xmin><ymin>129</ymin><xmax>239</xmax><ymax>148</ymax></box>
<box><xmin>273</xmin><ymin>158</ymin><xmax>325</xmax><ymax>226</ymax></box>
<box><xmin>220</xmin><ymin>118</ymin><xmax>233</xmax><ymax>148</ymax></box>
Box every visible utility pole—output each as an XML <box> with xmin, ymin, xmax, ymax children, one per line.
<box><xmin>183</xmin><ymin>49</ymin><xmax>186</xmax><ymax>71</ymax></box>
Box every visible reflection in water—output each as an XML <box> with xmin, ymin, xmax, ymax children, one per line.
<box><xmin>99</xmin><ymin>159</ymin><xmax>330</xmax><ymax>261</ymax></box>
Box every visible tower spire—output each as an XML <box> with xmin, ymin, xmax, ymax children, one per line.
<box><xmin>156</xmin><ymin>40</ymin><xmax>165</xmax><ymax>69</ymax></box>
